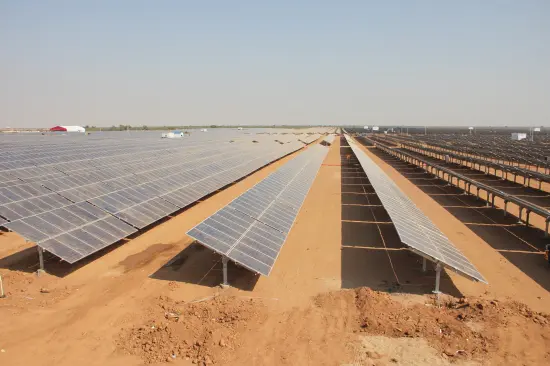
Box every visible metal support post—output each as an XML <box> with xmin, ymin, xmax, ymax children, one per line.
<box><xmin>525</xmin><ymin>211</ymin><xmax>530</xmax><ymax>227</ymax></box>
<box><xmin>0</xmin><ymin>274</ymin><xmax>5</xmax><ymax>298</ymax></box>
<box><xmin>518</xmin><ymin>207</ymin><xmax>523</xmax><ymax>224</ymax></box>
<box><xmin>422</xmin><ymin>258</ymin><xmax>427</xmax><ymax>273</ymax></box>
<box><xmin>433</xmin><ymin>263</ymin><xmax>442</xmax><ymax>305</ymax></box>
<box><xmin>37</xmin><ymin>246</ymin><xmax>45</xmax><ymax>276</ymax></box>
<box><xmin>221</xmin><ymin>256</ymin><xmax>229</xmax><ymax>289</ymax></box>
<box><xmin>545</xmin><ymin>220</ymin><xmax>549</xmax><ymax>238</ymax></box>
<box><xmin>503</xmin><ymin>201</ymin><xmax>507</xmax><ymax>216</ymax></box>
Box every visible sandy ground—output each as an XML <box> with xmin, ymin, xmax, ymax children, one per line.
<box><xmin>0</xmin><ymin>139</ymin><xmax>549</xmax><ymax>366</ymax></box>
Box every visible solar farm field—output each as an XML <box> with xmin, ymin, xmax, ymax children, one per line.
<box><xmin>0</xmin><ymin>128</ymin><xmax>549</xmax><ymax>366</ymax></box>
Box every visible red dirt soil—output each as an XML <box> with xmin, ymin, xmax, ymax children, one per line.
<box><xmin>115</xmin><ymin>289</ymin><xmax>550</xmax><ymax>365</ymax></box>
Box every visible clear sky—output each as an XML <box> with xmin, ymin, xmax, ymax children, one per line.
<box><xmin>1</xmin><ymin>1</ymin><xmax>549</xmax><ymax>128</ymax></box>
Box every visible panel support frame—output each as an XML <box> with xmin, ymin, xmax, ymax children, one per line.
<box><xmin>37</xmin><ymin>246</ymin><xmax>45</xmax><ymax>275</ymax></box>
<box><xmin>221</xmin><ymin>256</ymin><xmax>229</xmax><ymax>289</ymax></box>
<box><xmin>433</xmin><ymin>262</ymin><xmax>442</xmax><ymax>298</ymax></box>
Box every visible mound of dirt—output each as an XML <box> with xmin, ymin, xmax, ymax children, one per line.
<box><xmin>116</xmin><ymin>294</ymin><xmax>268</xmax><ymax>364</ymax></box>
<box><xmin>117</xmin><ymin>288</ymin><xmax>550</xmax><ymax>365</ymax></box>
<box><xmin>0</xmin><ymin>269</ymin><xmax>72</xmax><ymax>312</ymax></box>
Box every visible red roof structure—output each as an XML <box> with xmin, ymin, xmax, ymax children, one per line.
<box><xmin>50</xmin><ymin>126</ymin><xmax>68</xmax><ymax>132</ymax></box>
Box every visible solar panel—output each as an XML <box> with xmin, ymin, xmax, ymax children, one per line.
<box><xmin>39</xmin><ymin>216</ymin><xmax>137</xmax><ymax>263</ymax></box>
<box><xmin>344</xmin><ymin>135</ymin><xmax>486</xmax><ymax>283</ymax></box>
<box><xmin>297</xmin><ymin>134</ymin><xmax>321</xmax><ymax>145</ymax></box>
<box><xmin>4</xmin><ymin>202</ymin><xmax>110</xmax><ymax>242</ymax></box>
<box><xmin>0</xmin><ymin>192</ymin><xmax>73</xmax><ymax>221</ymax></box>
<box><xmin>4</xmin><ymin>201</ymin><xmax>136</xmax><ymax>263</ymax></box>
<box><xmin>1</xmin><ymin>133</ymin><xmax>309</xmax><ymax>266</ymax></box>
<box><xmin>187</xmin><ymin>144</ymin><xmax>328</xmax><ymax>276</ymax></box>
<box><xmin>321</xmin><ymin>135</ymin><xmax>335</xmax><ymax>145</ymax></box>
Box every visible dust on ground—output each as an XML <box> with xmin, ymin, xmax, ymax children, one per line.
<box><xmin>116</xmin><ymin>288</ymin><xmax>550</xmax><ymax>365</ymax></box>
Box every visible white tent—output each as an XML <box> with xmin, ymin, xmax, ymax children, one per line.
<box><xmin>61</xmin><ymin>126</ymin><xmax>86</xmax><ymax>133</ymax></box>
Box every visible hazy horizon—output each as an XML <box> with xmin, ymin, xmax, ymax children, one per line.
<box><xmin>1</xmin><ymin>1</ymin><xmax>549</xmax><ymax>128</ymax></box>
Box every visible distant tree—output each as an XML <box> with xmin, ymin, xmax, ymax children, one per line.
<box><xmin>210</xmin><ymin>125</ymin><xmax>217</xmax><ymax>128</ymax></box>
<box><xmin>142</xmin><ymin>125</ymin><xmax>148</xmax><ymax>130</ymax></box>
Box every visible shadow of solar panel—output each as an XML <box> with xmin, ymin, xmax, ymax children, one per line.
<box><xmin>344</xmin><ymin>135</ymin><xmax>486</xmax><ymax>283</ymax></box>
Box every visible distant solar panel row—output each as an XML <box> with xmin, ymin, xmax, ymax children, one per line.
<box><xmin>298</xmin><ymin>134</ymin><xmax>321</xmax><ymax>144</ymax></box>
<box><xmin>187</xmin><ymin>144</ymin><xmax>329</xmax><ymax>275</ymax></box>
<box><xmin>1</xmin><ymin>133</ymin><xmax>307</xmax><ymax>264</ymax></box>
<box><xmin>1</xmin><ymin>143</ymin><xmax>240</xmax><ymax>220</ymax></box>
<box><xmin>0</xmin><ymin>139</ymin><xmax>235</xmax><ymax>188</ymax></box>
<box><xmin>344</xmin><ymin>135</ymin><xmax>486</xmax><ymax>283</ymax></box>
<box><xmin>322</xmin><ymin>135</ymin><xmax>335</xmax><ymax>144</ymax></box>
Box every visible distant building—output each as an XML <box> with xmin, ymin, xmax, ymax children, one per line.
<box><xmin>50</xmin><ymin>125</ymin><xmax>67</xmax><ymax>132</ymax></box>
<box><xmin>161</xmin><ymin>130</ymin><xmax>186</xmax><ymax>138</ymax></box>
<box><xmin>49</xmin><ymin>125</ymin><xmax>85</xmax><ymax>133</ymax></box>
<box><xmin>511</xmin><ymin>133</ymin><xmax>527</xmax><ymax>141</ymax></box>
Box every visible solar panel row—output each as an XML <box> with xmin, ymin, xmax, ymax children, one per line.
<box><xmin>1</xmin><ymin>139</ymin><xmax>238</xmax><ymax>188</ymax></box>
<box><xmin>0</xmin><ymin>143</ymin><xmax>234</xmax><ymax>220</ymax></box>
<box><xmin>322</xmin><ymin>135</ymin><xmax>335</xmax><ymax>145</ymax></box>
<box><xmin>344</xmin><ymin>135</ymin><xmax>486</xmax><ymax>283</ymax></box>
<box><xmin>298</xmin><ymin>134</ymin><xmax>321</xmax><ymax>144</ymax></box>
<box><xmin>187</xmin><ymin>144</ymin><xmax>329</xmax><ymax>276</ymax></box>
<box><xmin>1</xmin><ymin>133</ymin><xmax>309</xmax><ymax>264</ymax></box>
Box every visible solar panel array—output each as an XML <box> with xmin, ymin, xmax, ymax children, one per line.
<box><xmin>0</xmin><ymin>131</ymin><xmax>310</xmax><ymax>263</ymax></box>
<box><xmin>187</xmin><ymin>144</ymin><xmax>329</xmax><ymax>275</ymax></box>
<box><xmin>298</xmin><ymin>134</ymin><xmax>321</xmax><ymax>144</ymax></box>
<box><xmin>344</xmin><ymin>135</ymin><xmax>486</xmax><ymax>283</ymax></box>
